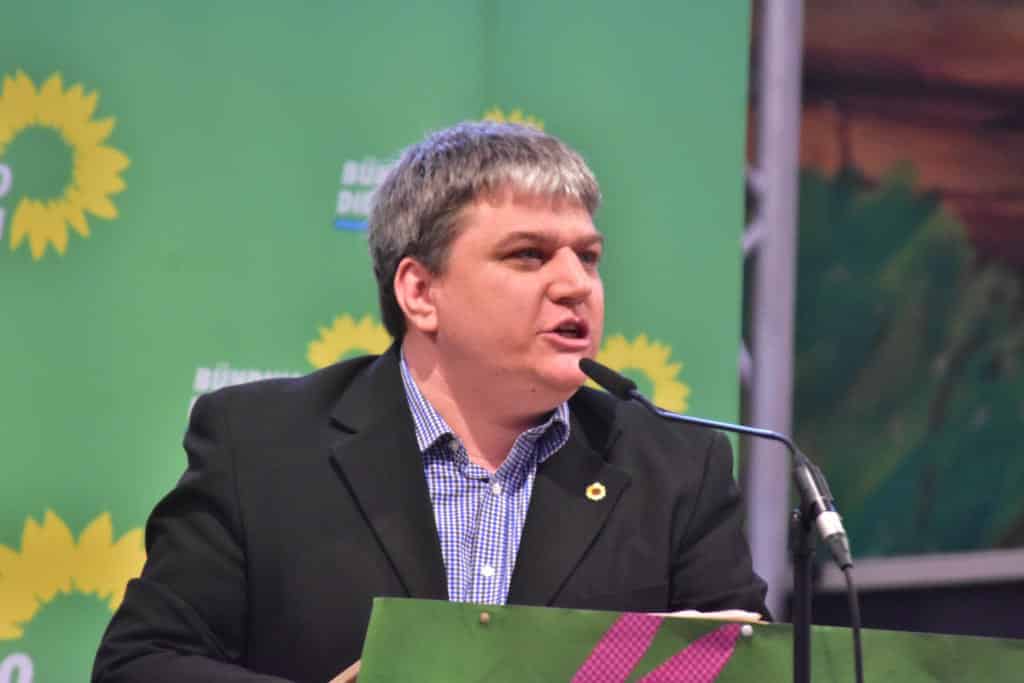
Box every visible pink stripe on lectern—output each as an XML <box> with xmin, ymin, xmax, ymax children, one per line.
<box><xmin>636</xmin><ymin>623</ymin><xmax>742</xmax><ymax>683</ymax></box>
<box><xmin>571</xmin><ymin>613</ymin><xmax>663</xmax><ymax>682</ymax></box>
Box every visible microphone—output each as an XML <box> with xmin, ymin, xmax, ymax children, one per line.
<box><xmin>579</xmin><ymin>357</ymin><xmax>853</xmax><ymax>570</ymax></box>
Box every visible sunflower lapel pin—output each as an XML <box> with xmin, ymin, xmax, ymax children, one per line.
<box><xmin>585</xmin><ymin>481</ymin><xmax>607</xmax><ymax>502</ymax></box>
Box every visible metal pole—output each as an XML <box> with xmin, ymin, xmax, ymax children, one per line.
<box><xmin>744</xmin><ymin>0</ymin><xmax>806</xmax><ymax>620</ymax></box>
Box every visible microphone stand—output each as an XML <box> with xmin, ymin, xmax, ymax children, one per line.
<box><xmin>791</xmin><ymin>506</ymin><xmax>815</xmax><ymax>683</ymax></box>
<box><xmin>628</xmin><ymin>399</ymin><xmax>822</xmax><ymax>683</ymax></box>
<box><xmin>577</xmin><ymin>358</ymin><xmax>856</xmax><ymax>683</ymax></box>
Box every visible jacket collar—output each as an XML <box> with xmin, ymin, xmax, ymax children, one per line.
<box><xmin>507</xmin><ymin>391</ymin><xmax>632</xmax><ymax>605</ymax></box>
<box><xmin>328</xmin><ymin>346</ymin><xmax>449</xmax><ymax>600</ymax></box>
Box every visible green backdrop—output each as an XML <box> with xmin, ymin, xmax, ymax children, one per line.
<box><xmin>0</xmin><ymin>2</ymin><xmax>750</xmax><ymax>677</ymax></box>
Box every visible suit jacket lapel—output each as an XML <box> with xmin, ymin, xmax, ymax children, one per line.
<box><xmin>327</xmin><ymin>348</ymin><xmax>448</xmax><ymax>600</ymax></box>
<box><xmin>507</xmin><ymin>405</ymin><xmax>631</xmax><ymax>605</ymax></box>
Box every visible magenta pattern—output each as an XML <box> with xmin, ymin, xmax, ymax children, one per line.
<box><xmin>571</xmin><ymin>615</ymin><xmax>741</xmax><ymax>682</ymax></box>
<box><xmin>571</xmin><ymin>613</ymin><xmax>663</xmax><ymax>682</ymax></box>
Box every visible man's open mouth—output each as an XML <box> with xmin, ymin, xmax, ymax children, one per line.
<box><xmin>551</xmin><ymin>320</ymin><xmax>589</xmax><ymax>339</ymax></box>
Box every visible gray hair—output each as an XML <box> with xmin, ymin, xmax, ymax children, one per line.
<box><xmin>368</xmin><ymin>121</ymin><xmax>602</xmax><ymax>339</ymax></box>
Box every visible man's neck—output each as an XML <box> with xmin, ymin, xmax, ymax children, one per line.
<box><xmin>401</xmin><ymin>339</ymin><xmax>552</xmax><ymax>473</ymax></box>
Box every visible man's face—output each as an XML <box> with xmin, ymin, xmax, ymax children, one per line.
<box><xmin>428</xmin><ymin>189</ymin><xmax>605</xmax><ymax>412</ymax></box>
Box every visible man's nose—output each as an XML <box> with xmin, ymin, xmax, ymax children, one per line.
<box><xmin>548</xmin><ymin>248</ymin><xmax>594</xmax><ymax>303</ymax></box>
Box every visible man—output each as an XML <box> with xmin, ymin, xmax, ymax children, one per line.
<box><xmin>93</xmin><ymin>122</ymin><xmax>767</xmax><ymax>682</ymax></box>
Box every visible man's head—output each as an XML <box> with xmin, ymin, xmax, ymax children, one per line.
<box><xmin>369</xmin><ymin>122</ymin><xmax>605</xmax><ymax>414</ymax></box>
<box><xmin>368</xmin><ymin>121</ymin><xmax>601</xmax><ymax>340</ymax></box>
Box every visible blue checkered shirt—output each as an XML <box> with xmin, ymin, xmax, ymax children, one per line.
<box><xmin>399</xmin><ymin>355</ymin><xmax>570</xmax><ymax>605</ymax></box>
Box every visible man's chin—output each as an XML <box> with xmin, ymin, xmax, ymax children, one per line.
<box><xmin>535</xmin><ymin>364</ymin><xmax>589</xmax><ymax>399</ymax></box>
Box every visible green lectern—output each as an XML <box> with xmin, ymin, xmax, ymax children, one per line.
<box><xmin>356</xmin><ymin>598</ymin><xmax>1024</xmax><ymax>682</ymax></box>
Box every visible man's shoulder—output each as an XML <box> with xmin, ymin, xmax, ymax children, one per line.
<box><xmin>193</xmin><ymin>352</ymin><xmax>382</xmax><ymax>420</ymax></box>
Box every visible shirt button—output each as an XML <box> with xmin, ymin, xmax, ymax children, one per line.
<box><xmin>481</xmin><ymin>564</ymin><xmax>496</xmax><ymax>578</ymax></box>
<box><xmin>491</xmin><ymin>482</ymin><xmax>502</xmax><ymax>495</ymax></box>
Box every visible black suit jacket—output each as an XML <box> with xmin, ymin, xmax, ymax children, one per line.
<box><xmin>93</xmin><ymin>348</ymin><xmax>766</xmax><ymax>682</ymax></box>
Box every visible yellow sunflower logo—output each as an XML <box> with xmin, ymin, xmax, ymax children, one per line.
<box><xmin>585</xmin><ymin>482</ymin><xmax>607</xmax><ymax>502</ymax></box>
<box><xmin>0</xmin><ymin>70</ymin><xmax>129</xmax><ymax>260</ymax></box>
<box><xmin>482</xmin><ymin>107</ymin><xmax>545</xmax><ymax>131</ymax></box>
<box><xmin>307</xmin><ymin>313</ymin><xmax>391</xmax><ymax>369</ymax></box>
<box><xmin>594</xmin><ymin>333</ymin><xmax>691</xmax><ymax>412</ymax></box>
<box><xmin>0</xmin><ymin>510</ymin><xmax>144</xmax><ymax>639</ymax></box>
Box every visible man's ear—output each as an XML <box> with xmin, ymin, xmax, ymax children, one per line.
<box><xmin>393</xmin><ymin>257</ymin><xmax>439</xmax><ymax>334</ymax></box>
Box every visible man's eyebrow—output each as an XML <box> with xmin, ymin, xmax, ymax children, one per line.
<box><xmin>494</xmin><ymin>230</ymin><xmax>605</xmax><ymax>248</ymax></box>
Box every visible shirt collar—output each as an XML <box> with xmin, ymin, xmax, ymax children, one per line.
<box><xmin>398</xmin><ymin>351</ymin><xmax>569</xmax><ymax>460</ymax></box>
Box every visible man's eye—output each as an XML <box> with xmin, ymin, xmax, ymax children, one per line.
<box><xmin>511</xmin><ymin>248</ymin><xmax>545</xmax><ymax>262</ymax></box>
<box><xmin>579</xmin><ymin>249</ymin><xmax>601</xmax><ymax>266</ymax></box>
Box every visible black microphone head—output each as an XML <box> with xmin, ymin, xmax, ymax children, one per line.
<box><xmin>579</xmin><ymin>358</ymin><xmax>637</xmax><ymax>400</ymax></box>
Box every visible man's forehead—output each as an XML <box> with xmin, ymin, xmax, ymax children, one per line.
<box><xmin>444</xmin><ymin>184</ymin><xmax>602</xmax><ymax>250</ymax></box>
<box><xmin>465</xmin><ymin>205</ymin><xmax>602</xmax><ymax>247</ymax></box>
